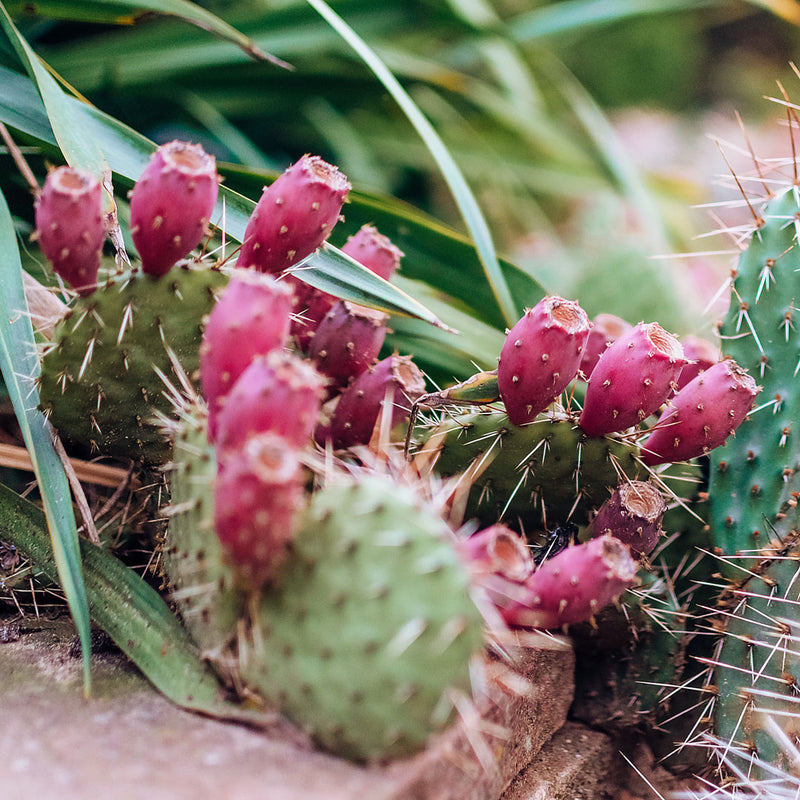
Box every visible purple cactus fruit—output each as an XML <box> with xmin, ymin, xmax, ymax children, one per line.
<box><xmin>503</xmin><ymin>534</ymin><xmax>637</xmax><ymax>630</ymax></box>
<box><xmin>236</xmin><ymin>155</ymin><xmax>350</xmax><ymax>274</ymax></box>
<box><xmin>497</xmin><ymin>296</ymin><xmax>591</xmax><ymax>426</ymax></box>
<box><xmin>590</xmin><ymin>480</ymin><xmax>666</xmax><ymax>557</ymax></box>
<box><xmin>308</xmin><ymin>300</ymin><xmax>388</xmax><ymax>392</ymax></box>
<box><xmin>214</xmin><ymin>431</ymin><xmax>304</xmax><ymax>587</ymax></box>
<box><xmin>341</xmin><ymin>224</ymin><xmax>403</xmax><ymax>281</ymax></box>
<box><xmin>641</xmin><ymin>358</ymin><xmax>759</xmax><ymax>466</ymax></box>
<box><xmin>322</xmin><ymin>354</ymin><xmax>425</xmax><ymax>449</ymax></box>
<box><xmin>130</xmin><ymin>140</ymin><xmax>219</xmax><ymax>277</ymax></box>
<box><xmin>578</xmin><ymin>313</ymin><xmax>632</xmax><ymax>380</ymax></box>
<box><xmin>579</xmin><ymin>322</ymin><xmax>687</xmax><ymax>438</ymax></box>
<box><xmin>674</xmin><ymin>335</ymin><xmax>720</xmax><ymax>392</ymax></box>
<box><xmin>200</xmin><ymin>271</ymin><xmax>294</xmax><ymax>440</ymax></box>
<box><xmin>35</xmin><ymin>166</ymin><xmax>105</xmax><ymax>296</ymax></box>
<box><xmin>215</xmin><ymin>350</ymin><xmax>326</xmax><ymax>454</ymax></box>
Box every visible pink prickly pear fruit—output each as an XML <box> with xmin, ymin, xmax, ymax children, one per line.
<box><xmin>322</xmin><ymin>354</ymin><xmax>425</xmax><ymax>449</ymax></box>
<box><xmin>674</xmin><ymin>335</ymin><xmax>720</xmax><ymax>392</ymax></box>
<box><xmin>497</xmin><ymin>296</ymin><xmax>591</xmax><ymax>426</ymax></box>
<box><xmin>460</xmin><ymin>524</ymin><xmax>534</xmax><ymax>582</ymax></box>
<box><xmin>459</xmin><ymin>525</ymin><xmax>537</xmax><ymax>628</ymax></box>
<box><xmin>341</xmin><ymin>224</ymin><xmax>403</xmax><ymax>281</ymax></box>
<box><xmin>308</xmin><ymin>300</ymin><xmax>388</xmax><ymax>392</ymax></box>
<box><xmin>288</xmin><ymin>277</ymin><xmax>338</xmax><ymax>353</ymax></box>
<box><xmin>236</xmin><ymin>154</ymin><xmax>350</xmax><ymax>274</ymax></box>
<box><xmin>578</xmin><ymin>313</ymin><xmax>632</xmax><ymax>380</ymax></box>
<box><xmin>579</xmin><ymin>322</ymin><xmax>687</xmax><ymax>438</ymax></box>
<box><xmin>641</xmin><ymin>359</ymin><xmax>759</xmax><ymax>466</ymax></box>
<box><xmin>504</xmin><ymin>534</ymin><xmax>637</xmax><ymax>630</ymax></box>
<box><xmin>129</xmin><ymin>140</ymin><xmax>219</xmax><ymax>277</ymax></box>
<box><xmin>200</xmin><ymin>271</ymin><xmax>294</xmax><ymax>440</ymax></box>
<box><xmin>214</xmin><ymin>431</ymin><xmax>305</xmax><ymax>587</ymax></box>
<box><xmin>215</xmin><ymin>350</ymin><xmax>326</xmax><ymax>454</ymax></box>
<box><xmin>34</xmin><ymin>166</ymin><xmax>105</xmax><ymax>296</ymax></box>
<box><xmin>289</xmin><ymin>223</ymin><xmax>400</xmax><ymax>351</ymax></box>
<box><xmin>590</xmin><ymin>481</ymin><xmax>666</xmax><ymax>557</ymax></box>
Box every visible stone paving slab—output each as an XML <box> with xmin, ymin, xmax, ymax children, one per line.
<box><xmin>0</xmin><ymin>617</ymin><xmax>576</xmax><ymax>800</ymax></box>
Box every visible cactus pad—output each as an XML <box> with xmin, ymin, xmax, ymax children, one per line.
<box><xmin>238</xmin><ymin>473</ymin><xmax>485</xmax><ymax>761</ymax></box>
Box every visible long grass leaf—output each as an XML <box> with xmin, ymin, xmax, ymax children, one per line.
<box><xmin>0</xmin><ymin>187</ymin><xmax>92</xmax><ymax>693</ymax></box>
<box><xmin>302</xmin><ymin>0</ymin><xmax>519</xmax><ymax>327</ymax></box>
<box><xmin>7</xmin><ymin>0</ymin><xmax>288</xmax><ymax>64</ymax></box>
<box><xmin>507</xmin><ymin>0</ymin><xmax>719</xmax><ymax>42</ymax></box>
<box><xmin>0</xmin><ymin>2</ymin><xmax>105</xmax><ymax>175</ymax></box>
<box><xmin>0</xmin><ymin>480</ymin><xmax>276</xmax><ymax>722</ymax></box>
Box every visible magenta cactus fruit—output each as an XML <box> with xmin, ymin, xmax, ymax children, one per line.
<box><xmin>322</xmin><ymin>354</ymin><xmax>425</xmax><ymax>449</ymax></box>
<box><xmin>200</xmin><ymin>271</ymin><xmax>294</xmax><ymax>440</ymax></box>
<box><xmin>674</xmin><ymin>334</ymin><xmax>720</xmax><ymax>392</ymax></box>
<box><xmin>460</xmin><ymin>525</ymin><xmax>536</xmax><ymax>628</ymax></box>
<box><xmin>590</xmin><ymin>480</ymin><xmax>666</xmax><ymax>557</ymax></box>
<box><xmin>505</xmin><ymin>534</ymin><xmax>637</xmax><ymax>630</ymax></box>
<box><xmin>214</xmin><ymin>432</ymin><xmax>304</xmax><ymax>587</ymax></box>
<box><xmin>461</xmin><ymin>524</ymin><xmax>534</xmax><ymax>582</ymax></box>
<box><xmin>497</xmin><ymin>296</ymin><xmax>591</xmax><ymax>426</ymax></box>
<box><xmin>579</xmin><ymin>313</ymin><xmax>632</xmax><ymax>380</ymax></box>
<box><xmin>289</xmin><ymin>278</ymin><xmax>338</xmax><ymax>352</ymax></box>
<box><xmin>35</xmin><ymin>166</ymin><xmax>105</xmax><ymax>296</ymax></box>
<box><xmin>215</xmin><ymin>350</ymin><xmax>326</xmax><ymax>453</ymax></box>
<box><xmin>641</xmin><ymin>358</ymin><xmax>759</xmax><ymax>466</ymax></box>
<box><xmin>236</xmin><ymin>154</ymin><xmax>350</xmax><ymax>274</ymax></box>
<box><xmin>579</xmin><ymin>322</ymin><xmax>687</xmax><ymax>438</ymax></box>
<box><xmin>129</xmin><ymin>140</ymin><xmax>219</xmax><ymax>277</ymax></box>
<box><xmin>308</xmin><ymin>300</ymin><xmax>388</xmax><ymax>391</ymax></box>
<box><xmin>341</xmin><ymin>224</ymin><xmax>403</xmax><ymax>281</ymax></box>
<box><xmin>290</xmin><ymin>223</ymin><xmax>399</xmax><ymax>351</ymax></box>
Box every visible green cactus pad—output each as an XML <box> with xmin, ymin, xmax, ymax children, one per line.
<box><xmin>238</xmin><ymin>473</ymin><xmax>485</xmax><ymax>761</ymax></box>
<box><xmin>425</xmin><ymin>409</ymin><xmax>640</xmax><ymax>536</ymax></box>
<box><xmin>39</xmin><ymin>264</ymin><xmax>227</xmax><ymax>463</ymax></box>
<box><xmin>160</xmin><ymin>403</ymin><xmax>243</xmax><ymax>663</ymax></box>
<box><xmin>714</xmin><ymin>529</ymin><xmax>800</xmax><ymax>778</ymax></box>
<box><xmin>570</xmin><ymin>580</ymin><xmax>689</xmax><ymax>731</ymax></box>
<box><xmin>709</xmin><ymin>187</ymin><xmax>800</xmax><ymax>569</ymax></box>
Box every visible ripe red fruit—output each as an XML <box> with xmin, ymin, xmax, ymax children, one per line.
<box><xmin>497</xmin><ymin>297</ymin><xmax>590</xmax><ymax>426</ymax></box>
<box><xmin>130</xmin><ymin>140</ymin><xmax>219</xmax><ymax>277</ymax></box>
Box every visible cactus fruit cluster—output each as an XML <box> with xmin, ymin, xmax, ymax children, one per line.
<box><xmin>27</xmin><ymin>114</ymin><xmax>800</xmax><ymax>791</ymax></box>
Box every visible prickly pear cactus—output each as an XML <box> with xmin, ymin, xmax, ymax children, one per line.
<box><xmin>713</xmin><ymin>510</ymin><xmax>800</xmax><ymax>777</ymax></box>
<box><xmin>425</xmin><ymin>409</ymin><xmax>640</xmax><ymax>535</ymax></box>
<box><xmin>237</xmin><ymin>473</ymin><xmax>486</xmax><ymax>761</ymax></box>
<box><xmin>38</xmin><ymin>264</ymin><xmax>227</xmax><ymax>463</ymax></box>
<box><xmin>160</xmin><ymin>402</ymin><xmax>243</xmax><ymax>662</ymax></box>
<box><xmin>709</xmin><ymin>186</ymin><xmax>800</xmax><ymax>569</ymax></box>
<box><xmin>706</xmin><ymin>185</ymin><xmax>800</xmax><ymax>776</ymax></box>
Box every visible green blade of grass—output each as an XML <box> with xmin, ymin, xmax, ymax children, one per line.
<box><xmin>507</xmin><ymin>0</ymin><xmax>719</xmax><ymax>42</ymax></box>
<box><xmin>0</xmin><ymin>480</ymin><xmax>275</xmax><ymax>722</ymax></box>
<box><xmin>0</xmin><ymin>1</ymin><xmax>105</xmax><ymax>176</ymax></box>
<box><xmin>7</xmin><ymin>0</ymin><xmax>286</xmax><ymax>64</ymax></box>
<box><xmin>295</xmin><ymin>246</ymin><xmax>455</xmax><ymax>330</ymax></box>
<box><xmin>302</xmin><ymin>0</ymin><xmax>519</xmax><ymax>327</ymax></box>
<box><xmin>0</xmin><ymin>187</ymin><xmax>93</xmax><ymax>694</ymax></box>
